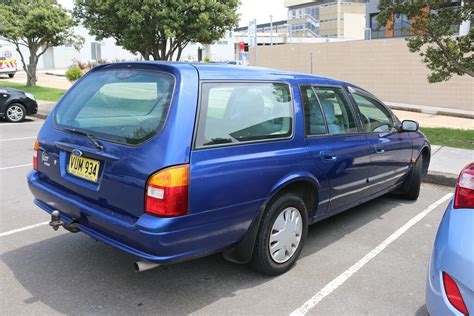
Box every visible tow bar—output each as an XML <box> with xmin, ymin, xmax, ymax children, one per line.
<box><xmin>49</xmin><ymin>210</ymin><xmax>81</xmax><ymax>233</ymax></box>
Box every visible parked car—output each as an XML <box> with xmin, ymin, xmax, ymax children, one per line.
<box><xmin>27</xmin><ymin>63</ymin><xmax>430</xmax><ymax>275</ymax></box>
<box><xmin>0</xmin><ymin>86</ymin><xmax>37</xmax><ymax>122</ymax></box>
<box><xmin>0</xmin><ymin>46</ymin><xmax>17</xmax><ymax>78</ymax></box>
<box><xmin>426</xmin><ymin>163</ymin><xmax>473</xmax><ymax>315</ymax></box>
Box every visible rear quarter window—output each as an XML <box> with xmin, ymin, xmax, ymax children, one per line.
<box><xmin>195</xmin><ymin>82</ymin><xmax>293</xmax><ymax>148</ymax></box>
<box><xmin>55</xmin><ymin>68</ymin><xmax>175</xmax><ymax>145</ymax></box>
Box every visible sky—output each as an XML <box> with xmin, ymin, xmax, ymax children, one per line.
<box><xmin>59</xmin><ymin>0</ymin><xmax>289</xmax><ymax>28</ymax></box>
<box><xmin>237</xmin><ymin>0</ymin><xmax>288</xmax><ymax>27</ymax></box>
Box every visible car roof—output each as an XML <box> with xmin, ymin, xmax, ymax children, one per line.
<box><xmin>97</xmin><ymin>61</ymin><xmax>351</xmax><ymax>87</ymax></box>
<box><xmin>191</xmin><ymin>63</ymin><xmax>348</xmax><ymax>85</ymax></box>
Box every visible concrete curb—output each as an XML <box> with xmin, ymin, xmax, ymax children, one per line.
<box><xmin>387</xmin><ymin>104</ymin><xmax>474</xmax><ymax>120</ymax></box>
<box><xmin>33</xmin><ymin>113</ymin><xmax>48</xmax><ymax>119</ymax></box>
<box><xmin>45</xmin><ymin>72</ymin><xmax>66</xmax><ymax>77</ymax></box>
<box><xmin>422</xmin><ymin>171</ymin><xmax>457</xmax><ymax>187</ymax></box>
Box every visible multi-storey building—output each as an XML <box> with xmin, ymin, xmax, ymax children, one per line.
<box><xmin>366</xmin><ymin>0</ymin><xmax>469</xmax><ymax>39</ymax></box>
<box><xmin>285</xmin><ymin>0</ymin><xmax>367</xmax><ymax>38</ymax></box>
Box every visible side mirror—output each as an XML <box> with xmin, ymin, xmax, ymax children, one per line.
<box><xmin>400</xmin><ymin>120</ymin><xmax>419</xmax><ymax>132</ymax></box>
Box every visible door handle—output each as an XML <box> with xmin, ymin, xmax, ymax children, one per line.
<box><xmin>320</xmin><ymin>151</ymin><xmax>337</xmax><ymax>161</ymax></box>
<box><xmin>374</xmin><ymin>145</ymin><xmax>385</xmax><ymax>154</ymax></box>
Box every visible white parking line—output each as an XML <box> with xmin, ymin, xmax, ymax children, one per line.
<box><xmin>290</xmin><ymin>193</ymin><xmax>453</xmax><ymax>316</ymax></box>
<box><xmin>0</xmin><ymin>163</ymin><xmax>32</xmax><ymax>170</ymax></box>
<box><xmin>0</xmin><ymin>221</ymin><xmax>50</xmax><ymax>237</ymax></box>
<box><xmin>0</xmin><ymin>136</ymin><xmax>36</xmax><ymax>142</ymax></box>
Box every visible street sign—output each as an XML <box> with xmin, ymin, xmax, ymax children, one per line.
<box><xmin>248</xmin><ymin>19</ymin><xmax>257</xmax><ymax>66</ymax></box>
<box><xmin>248</xmin><ymin>19</ymin><xmax>256</xmax><ymax>47</ymax></box>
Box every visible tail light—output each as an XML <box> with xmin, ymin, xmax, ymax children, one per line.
<box><xmin>33</xmin><ymin>138</ymin><xmax>39</xmax><ymax>170</ymax></box>
<box><xmin>443</xmin><ymin>272</ymin><xmax>469</xmax><ymax>315</ymax></box>
<box><xmin>145</xmin><ymin>164</ymin><xmax>189</xmax><ymax>217</ymax></box>
<box><xmin>454</xmin><ymin>163</ymin><xmax>474</xmax><ymax>209</ymax></box>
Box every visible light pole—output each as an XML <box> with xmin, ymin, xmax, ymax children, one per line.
<box><xmin>364</xmin><ymin>27</ymin><xmax>372</xmax><ymax>40</ymax></box>
<box><xmin>289</xmin><ymin>24</ymin><xmax>292</xmax><ymax>44</ymax></box>
<box><xmin>270</xmin><ymin>15</ymin><xmax>273</xmax><ymax>46</ymax></box>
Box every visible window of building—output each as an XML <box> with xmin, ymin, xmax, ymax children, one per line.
<box><xmin>371</xmin><ymin>13</ymin><xmax>411</xmax><ymax>38</ymax></box>
<box><xmin>370</xmin><ymin>13</ymin><xmax>386</xmax><ymax>39</ymax></box>
<box><xmin>91</xmin><ymin>42</ymin><xmax>102</xmax><ymax>60</ymax></box>
<box><xmin>313</xmin><ymin>87</ymin><xmax>358</xmax><ymax>135</ymax></box>
<box><xmin>195</xmin><ymin>82</ymin><xmax>293</xmax><ymax>147</ymax></box>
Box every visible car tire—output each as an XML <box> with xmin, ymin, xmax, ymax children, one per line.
<box><xmin>5</xmin><ymin>103</ymin><xmax>26</xmax><ymax>122</ymax></box>
<box><xmin>399</xmin><ymin>155</ymin><xmax>423</xmax><ymax>200</ymax></box>
<box><xmin>251</xmin><ymin>193</ymin><xmax>308</xmax><ymax>276</ymax></box>
<box><xmin>8</xmin><ymin>73</ymin><xmax>14</xmax><ymax>78</ymax></box>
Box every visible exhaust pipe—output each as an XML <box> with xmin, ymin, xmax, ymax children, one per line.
<box><xmin>133</xmin><ymin>261</ymin><xmax>160</xmax><ymax>272</ymax></box>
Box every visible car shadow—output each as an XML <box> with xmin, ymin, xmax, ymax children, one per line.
<box><xmin>414</xmin><ymin>304</ymin><xmax>429</xmax><ymax>316</ymax></box>
<box><xmin>301</xmin><ymin>193</ymin><xmax>415</xmax><ymax>259</ymax></box>
<box><xmin>2</xmin><ymin>194</ymin><xmax>413</xmax><ymax>314</ymax></box>
<box><xmin>0</xmin><ymin>118</ymin><xmax>37</xmax><ymax>123</ymax></box>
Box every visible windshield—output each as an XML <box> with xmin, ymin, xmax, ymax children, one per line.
<box><xmin>55</xmin><ymin>68</ymin><xmax>175</xmax><ymax>145</ymax></box>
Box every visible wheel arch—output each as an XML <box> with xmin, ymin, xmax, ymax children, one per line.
<box><xmin>222</xmin><ymin>173</ymin><xmax>320</xmax><ymax>264</ymax></box>
<box><xmin>420</xmin><ymin>144</ymin><xmax>431</xmax><ymax>176</ymax></box>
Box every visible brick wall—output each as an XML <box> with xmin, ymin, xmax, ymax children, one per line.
<box><xmin>250</xmin><ymin>38</ymin><xmax>474</xmax><ymax>111</ymax></box>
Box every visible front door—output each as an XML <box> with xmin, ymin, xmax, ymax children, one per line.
<box><xmin>302</xmin><ymin>85</ymin><xmax>373</xmax><ymax>215</ymax></box>
<box><xmin>348</xmin><ymin>90</ymin><xmax>413</xmax><ymax>194</ymax></box>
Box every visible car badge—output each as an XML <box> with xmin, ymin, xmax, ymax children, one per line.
<box><xmin>41</xmin><ymin>151</ymin><xmax>51</xmax><ymax>167</ymax></box>
<box><xmin>72</xmin><ymin>149</ymin><xmax>83</xmax><ymax>157</ymax></box>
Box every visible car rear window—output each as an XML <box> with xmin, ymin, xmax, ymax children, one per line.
<box><xmin>54</xmin><ymin>68</ymin><xmax>175</xmax><ymax>145</ymax></box>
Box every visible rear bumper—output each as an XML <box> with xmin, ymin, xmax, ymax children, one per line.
<box><xmin>27</xmin><ymin>170</ymin><xmax>256</xmax><ymax>264</ymax></box>
<box><xmin>0</xmin><ymin>69</ymin><xmax>16</xmax><ymax>74</ymax></box>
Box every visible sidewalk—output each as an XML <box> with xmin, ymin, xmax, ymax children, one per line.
<box><xmin>36</xmin><ymin>100</ymin><xmax>55</xmax><ymax>119</ymax></box>
<box><xmin>34</xmin><ymin>100</ymin><xmax>473</xmax><ymax>187</ymax></box>
<box><xmin>392</xmin><ymin>110</ymin><xmax>474</xmax><ymax>130</ymax></box>
<box><xmin>424</xmin><ymin>145</ymin><xmax>474</xmax><ymax>187</ymax></box>
<box><xmin>386</xmin><ymin>102</ymin><xmax>474</xmax><ymax>120</ymax></box>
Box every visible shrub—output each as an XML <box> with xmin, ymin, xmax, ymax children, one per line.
<box><xmin>65</xmin><ymin>66</ymin><xmax>83</xmax><ymax>82</ymax></box>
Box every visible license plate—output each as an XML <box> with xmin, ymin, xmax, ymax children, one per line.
<box><xmin>68</xmin><ymin>155</ymin><xmax>100</xmax><ymax>183</ymax></box>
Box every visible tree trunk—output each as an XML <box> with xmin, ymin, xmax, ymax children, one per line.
<box><xmin>176</xmin><ymin>47</ymin><xmax>184</xmax><ymax>61</ymax></box>
<box><xmin>141</xmin><ymin>52</ymin><xmax>150</xmax><ymax>60</ymax></box>
<box><xmin>26</xmin><ymin>52</ymin><xmax>39</xmax><ymax>87</ymax></box>
<box><xmin>151</xmin><ymin>52</ymin><xmax>161</xmax><ymax>60</ymax></box>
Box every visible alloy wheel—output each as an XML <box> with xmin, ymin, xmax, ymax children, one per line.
<box><xmin>6</xmin><ymin>105</ymin><xmax>24</xmax><ymax>122</ymax></box>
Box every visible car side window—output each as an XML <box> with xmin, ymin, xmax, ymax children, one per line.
<box><xmin>195</xmin><ymin>82</ymin><xmax>293</xmax><ymax>148</ymax></box>
<box><xmin>301</xmin><ymin>85</ymin><xmax>327</xmax><ymax>136</ymax></box>
<box><xmin>351</xmin><ymin>93</ymin><xmax>395</xmax><ymax>133</ymax></box>
<box><xmin>313</xmin><ymin>87</ymin><xmax>358</xmax><ymax>135</ymax></box>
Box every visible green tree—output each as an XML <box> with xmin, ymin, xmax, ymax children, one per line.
<box><xmin>377</xmin><ymin>0</ymin><xmax>473</xmax><ymax>82</ymax></box>
<box><xmin>0</xmin><ymin>0</ymin><xmax>83</xmax><ymax>86</ymax></box>
<box><xmin>74</xmin><ymin>0</ymin><xmax>239</xmax><ymax>61</ymax></box>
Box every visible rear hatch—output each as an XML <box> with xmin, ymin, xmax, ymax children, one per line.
<box><xmin>35</xmin><ymin>64</ymin><xmax>180</xmax><ymax>219</ymax></box>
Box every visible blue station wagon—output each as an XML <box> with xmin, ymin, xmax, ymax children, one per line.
<box><xmin>27</xmin><ymin>63</ymin><xmax>430</xmax><ymax>275</ymax></box>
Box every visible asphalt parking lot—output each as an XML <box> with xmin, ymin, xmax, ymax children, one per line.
<box><xmin>0</xmin><ymin>117</ymin><xmax>454</xmax><ymax>315</ymax></box>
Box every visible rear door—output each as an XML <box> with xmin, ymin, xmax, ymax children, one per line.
<box><xmin>303</xmin><ymin>85</ymin><xmax>373</xmax><ymax>214</ymax></box>
<box><xmin>347</xmin><ymin>88</ymin><xmax>413</xmax><ymax>193</ymax></box>
<box><xmin>188</xmin><ymin>80</ymin><xmax>304</xmax><ymax>222</ymax></box>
